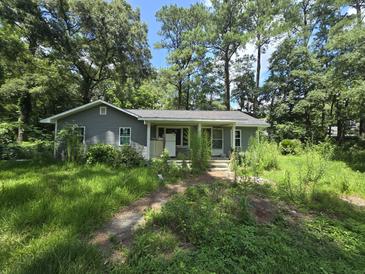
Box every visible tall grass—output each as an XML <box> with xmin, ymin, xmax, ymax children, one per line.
<box><xmin>245</xmin><ymin>131</ymin><xmax>280</xmax><ymax>176</ymax></box>
<box><xmin>262</xmin><ymin>148</ymin><xmax>365</xmax><ymax>203</ymax></box>
<box><xmin>190</xmin><ymin>131</ymin><xmax>211</xmax><ymax>173</ymax></box>
<box><xmin>0</xmin><ymin>160</ymin><xmax>161</xmax><ymax>273</ymax></box>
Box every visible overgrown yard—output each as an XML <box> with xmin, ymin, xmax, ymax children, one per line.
<box><xmin>0</xmin><ymin>160</ymin><xmax>161</xmax><ymax>273</ymax></box>
<box><xmin>115</xmin><ymin>152</ymin><xmax>365</xmax><ymax>273</ymax></box>
<box><xmin>1</xmin><ymin>150</ymin><xmax>365</xmax><ymax>273</ymax></box>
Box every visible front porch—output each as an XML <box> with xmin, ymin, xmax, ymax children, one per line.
<box><xmin>145</xmin><ymin>121</ymin><xmax>242</xmax><ymax>160</ymax></box>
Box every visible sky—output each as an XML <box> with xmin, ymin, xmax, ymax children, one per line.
<box><xmin>128</xmin><ymin>0</ymin><xmax>202</xmax><ymax>68</ymax></box>
<box><xmin>128</xmin><ymin>0</ymin><xmax>273</xmax><ymax>85</ymax></box>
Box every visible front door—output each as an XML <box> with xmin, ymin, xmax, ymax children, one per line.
<box><xmin>202</xmin><ymin>128</ymin><xmax>223</xmax><ymax>156</ymax></box>
<box><xmin>212</xmin><ymin>128</ymin><xmax>223</xmax><ymax>156</ymax></box>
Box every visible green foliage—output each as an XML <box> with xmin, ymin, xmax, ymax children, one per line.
<box><xmin>119</xmin><ymin>180</ymin><xmax>365</xmax><ymax>273</ymax></box>
<box><xmin>118</xmin><ymin>145</ymin><xmax>145</xmax><ymax>168</ymax></box>
<box><xmin>244</xmin><ymin>131</ymin><xmax>279</xmax><ymax>176</ymax></box>
<box><xmin>151</xmin><ymin>149</ymin><xmax>189</xmax><ymax>182</ymax></box>
<box><xmin>86</xmin><ymin>144</ymin><xmax>120</xmax><ymax>166</ymax></box>
<box><xmin>56</xmin><ymin>124</ymin><xmax>84</xmax><ymax>162</ymax></box>
<box><xmin>0</xmin><ymin>140</ymin><xmax>53</xmax><ymax>160</ymax></box>
<box><xmin>0</xmin><ymin>122</ymin><xmax>16</xmax><ymax>144</ymax></box>
<box><xmin>86</xmin><ymin>144</ymin><xmax>144</xmax><ymax>168</ymax></box>
<box><xmin>279</xmin><ymin>139</ymin><xmax>302</xmax><ymax>155</ymax></box>
<box><xmin>263</xmin><ymin>149</ymin><xmax>365</xmax><ymax>203</ymax></box>
<box><xmin>189</xmin><ymin>131</ymin><xmax>211</xmax><ymax>173</ymax></box>
<box><xmin>333</xmin><ymin>139</ymin><xmax>365</xmax><ymax>172</ymax></box>
<box><xmin>0</xmin><ymin>161</ymin><xmax>161</xmax><ymax>273</ymax></box>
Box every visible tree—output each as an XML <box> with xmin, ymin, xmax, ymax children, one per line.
<box><xmin>1</xmin><ymin>0</ymin><xmax>151</xmax><ymax>104</ymax></box>
<box><xmin>232</xmin><ymin>55</ymin><xmax>256</xmax><ymax>112</ymax></box>
<box><xmin>156</xmin><ymin>4</ymin><xmax>208</xmax><ymax>109</ymax></box>
<box><xmin>246</xmin><ymin>0</ymin><xmax>289</xmax><ymax>115</ymax></box>
<box><xmin>207</xmin><ymin>0</ymin><xmax>249</xmax><ymax>110</ymax></box>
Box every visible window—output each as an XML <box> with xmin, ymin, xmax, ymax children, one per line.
<box><xmin>76</xmin><ymin>126</ymin><xmax>85</xmax><ymax>144</ymax></box>
<box><xmin>235</xmin><ymin>130</ymin><xmax>241</xmax><ymax>148</ymax></box>
<box><xmin>100</xmin><ymin>106</ymin><xmax>107</xmax><ymax>115</ymax></box>
<box><xmin>119</xmin><ymin>127</ymin><xmax>131</xmax><ymax>145</ymax></box>
<box><xmin>158</xmin><ymin>127</ymin><xmax>165</xmax><ymax>138</ymax></box>
<box><xmin>157</xmin><ymin>127</ymin><xmax>189</xmax><ymax>147</ymax></box>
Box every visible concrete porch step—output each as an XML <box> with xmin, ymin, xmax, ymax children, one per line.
<box><xmin>209</xmin><ymin>167</ymin><xmax>230</xmax><ymax>172</ymax></box>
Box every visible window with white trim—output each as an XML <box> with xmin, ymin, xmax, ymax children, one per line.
<box><xmin>119</xmin><ymin>127</ymin><xmax>131</xmax><ymax>145</ymax></box>
<box><xmin>100</xmin><ymin>106</ymin><xmax>107</xmax><ymax>115</ymax></box>
<box><xmin>235</xmin><ymin>130</ymin><xmax>241</xmax><ymax>148</ymax></box>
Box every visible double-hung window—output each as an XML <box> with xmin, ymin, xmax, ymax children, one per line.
<box><xmin>119</xmin><ymin>127</ymin><xmax>131</xmax><ymax>145</ymax></box>
<box><xmin>235</xmin><ymin>130</ymin><xmax>241</xmax><ymax>148</ymax></box>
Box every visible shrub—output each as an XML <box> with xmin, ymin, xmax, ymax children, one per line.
<box><xmin>56</xmin><ymin>124</ymin><xmax>85</xmax><ymax>162</ymax></box>
<box><xmin>151</xmin><ymin>149</ymin><xmax>189</xmax><ymax>181</ymax></box>
<box><xmin>245</xmin><ymin>131</ymin><xmax>279</xmax><ymax>176</ymax></box>
<box><xmin>86</xmin><ymin>144</ymin><xmax>119</xmax><ymax>166</ymax></box>
<box><xmin>0</xmin><ymin>122</ymin><xmax>17</xmax><ymax>144</ymax></box>
<box><xmin>86</xmin><ymin>144</ymin><xmax>144</xmax><ymax>168</ymax></box>
<box><xmin>279</xmin><ymin>139</ymin><xmax>302</xmax><ymax>155</ymax></box>
<box><xmin>190</xmin><ymin>131</ymin><xmax>211</xmax><ymax>173</ymax></box>
<box><xmin>118</xmin><ymin>145</ymin><xmax>145</xmax><ymax>168</ymax></box>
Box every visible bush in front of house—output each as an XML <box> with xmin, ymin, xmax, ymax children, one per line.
<box><xmin>56</xmin><ymin>124</ymin><xmax>85</xmax><ymax>162</ymax></box>
<box><xmin>190</xmin><ymin>131</ymin><xmax>211</xmax><ymax>173</ymax></box>
<box><xmin>86</xmin><ymin>144</ymin><xmax>119</xmax><ymax>166</ymax></box>
<box><xmin>279</xmin><ymin>139</ymin><xmax>302</xmax><ymax>155</ymax></box>
<box><xmin>86</xmin><ymin>144</ymin><xmax>144</xmax><ymax>168</ymax></box>
<box><xmin>117</xmin><ymin>145</ymin><xmax>145</xmax><ymax>168</ymax></box>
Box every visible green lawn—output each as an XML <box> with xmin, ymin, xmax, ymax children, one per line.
<box><xmin>0</xmin><ymin>160</ymin><xmax>160</xmax><ymax>273</ymax></box>
<box><xmin>261</xmin><ymin>154</ymin><xmax>365</xmax><ymax>199</ymax></box>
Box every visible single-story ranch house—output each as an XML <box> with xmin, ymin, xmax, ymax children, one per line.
<box><xmin>40</xmin><ymin>100</ymin><xmax>269</xmax><ymax>159</ymax></box>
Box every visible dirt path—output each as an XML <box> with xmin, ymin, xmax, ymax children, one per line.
<box><xmin>90</xmin><ymin>171</ymin><xmax>232</xmax><ymax>262</ymax></box>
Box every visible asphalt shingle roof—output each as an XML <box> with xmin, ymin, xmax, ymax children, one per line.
<box><xmin>126</xmin><ymin>109</ymin><xmax>268</xmax><ymax>126</ymax></box>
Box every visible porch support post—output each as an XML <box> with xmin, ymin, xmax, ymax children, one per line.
<box><xmin>146</xmin><ymin>122</ymin><xmax>151</xmax><ymax>160</ymax></box>
<box><xmin>53</xmin><ymin>121</ymin><xmax>57</xmax><ymax>158</ymax></box>
<box><xmin>198</xmin><ymin>123</ymin><xmax>202</xmax><ymax>137</ymax></box>
<box><xmin>232</xmin><ymin>124</ymin><xmax>236</xmax><ymax>150</ymax></box>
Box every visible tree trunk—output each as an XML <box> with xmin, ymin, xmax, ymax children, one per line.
<box><xmin>17</xmin><ymin>91</ymin><xmax>32</xmax><ymax>143</ymax></box>
<box><xmin>177</xmin><ymin>79</ymin><xmax>183</xmax><ymax>109</ymax></box>
<box><xmin>224</xmin><ymin>51</ymin><xmax>230</xmax><ymax>111</ymax></box>
<box><xmin>254</xmin><ymin>42</ymin><xmax>262</xmax><ymax>116</ymax></box>
<box><xmin>185</xmin><ymin>75</ymin><xmax>190</xmax><ymax>110</ymax></box>
<box><xmin>81</xmin><ymin>77</ymin><xmax>93</xmax><ymax>104</ymax></box>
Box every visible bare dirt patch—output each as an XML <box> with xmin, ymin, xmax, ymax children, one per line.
<box><xmin>247</xmin><ymin>195</ymin><xmax>276</xmax><ymax>224</ymax></box>
<box><xmin>90</xmin><ymin>171</ymin><xmax>231</xmax><ymax>264</ymax></box>
<box><xmin>340</xmin><ymin>195</ymin><xmax>365</xmax><ymax>207</ymax></box>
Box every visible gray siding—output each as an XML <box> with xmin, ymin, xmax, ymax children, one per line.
<box><xmin>237</xmin><ymin>127</ymin><xmax>257</xmax><ymax>150</ymax></box>
<box><xmin>57</xmin><ymin>105</ymin><xmax>147</xmax><ymax>155</ymax></box>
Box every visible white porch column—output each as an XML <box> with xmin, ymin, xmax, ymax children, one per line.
<box><xmin>53</xmin><ymin>121</ymin><xmax>58</xmax><ymax>158</ymax></box>
<box><xmin>198</xmin><ymin>123</ymin><xmax>202</xmax><ymax>137</ymax></box>
<box><xmin>232</xmin><ymin>124</ymin><xmax>236</xmax><ymax>150</ymax></box>
<box><xmin>146</xmin><ymin>122</ymin><xmax>151</xmax><ymax>160</ymax></box>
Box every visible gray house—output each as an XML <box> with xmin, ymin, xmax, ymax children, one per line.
<box><xmin>40</xmin><ymin>100</ymin><xmax>269</xmax><ymax>159</ymax></box>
